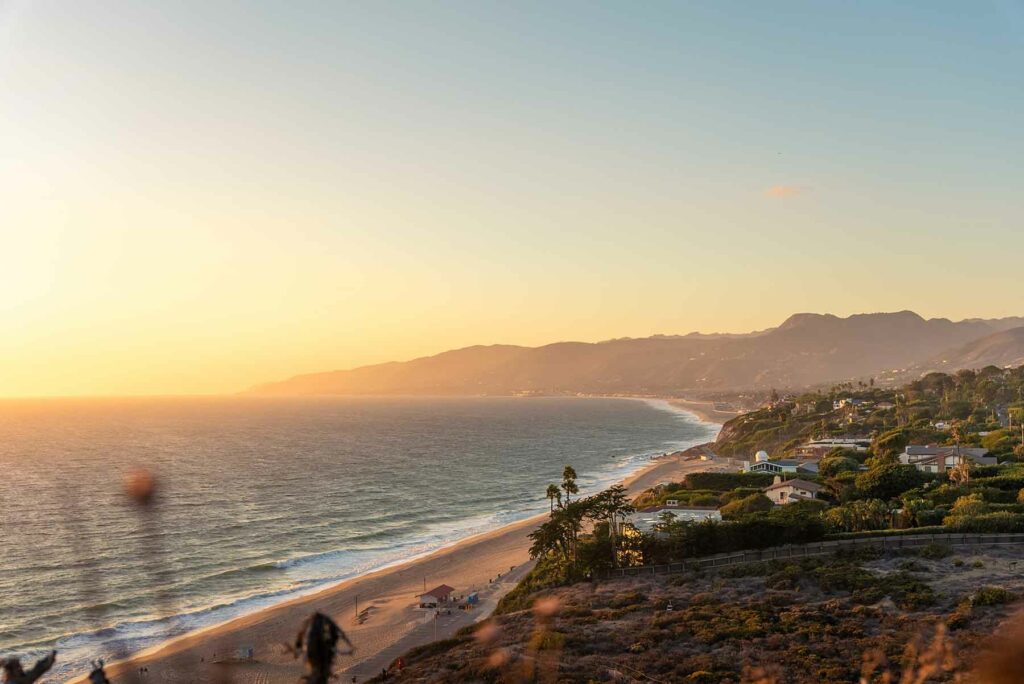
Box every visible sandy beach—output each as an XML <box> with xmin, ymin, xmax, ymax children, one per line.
<box><xmin>667</xmin><ymin>398</ymin><xmax>742</xmax><ymax>426</ymax></box>
<box><xmin>70</xmin><ymin>451</ymin><xmax>717</xmax><ymax>684</ymax></box>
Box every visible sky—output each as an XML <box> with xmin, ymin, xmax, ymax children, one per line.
<box><xmin>2</xmin><ymin>1</ymin><xmax>1023</xmax><ymax>396</ymax></box>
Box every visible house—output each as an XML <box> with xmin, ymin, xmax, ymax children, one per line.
<box><xmin>628</xmin><ymin>504</ymin><xmax>721</xmax><ymax>533</ymax></box>
<box><xmin>899</xmin><ymin>446</ymin><xmax>996</xmax><ymax>473</ymax></box>
<box><xmin>793</xmin><ymin>437</ymin><xmax>871</xmax><ymax>460</ymax></box>
<box><xmin>762</xmin><ymin>476</ymin><xmax>825</xmax><ymax>505</ymax></box>
<box><xmin>745</xmin><ymin>459</ymin><xmax>819</xmax><ymax>475</ymax></box>
<box><xmin>419</xmin><ymin>584</ymin><xmax>456</xmax><ymax>607</ymax></box>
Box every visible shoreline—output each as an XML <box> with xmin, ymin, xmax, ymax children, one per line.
<box><xmin>664</xmin><ymin>397</ymin><xmax>741</xmax><ymax>427</ymax></box>
<box><xmin>67</xmin><ymin>421</ymin><xmax>721</xmax><ymax>682</ymax></box>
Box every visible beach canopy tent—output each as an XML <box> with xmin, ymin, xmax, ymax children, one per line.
<box><xmin>467</xmin><ymin>592</ymin><xmax>479</xmax><ymax>605</ymax></box>
<box><xmin>419</xmin><ymin>584</ymin><xmax>456</xmax><ymax>607</ymax></box>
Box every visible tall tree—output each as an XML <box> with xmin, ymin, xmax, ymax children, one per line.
<box><xmin>545</xmin><ymin>483</ymin><xmax>562</xmax><ymax>512</ymax></box>
<box><xmin>561</xmin><ymin>465</ymin><xmax>579</xmax><ymax>505</ymax></box>
<box><xmin>593</xmin><ymin>485</ymin><xmax>635</xmax><ymax>566</ymax></box>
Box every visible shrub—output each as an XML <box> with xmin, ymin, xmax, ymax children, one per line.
<box><xmin>976</xmin><ymin>473</ymin><xmax>1024</xmax><ymax>491</ymax></box>
<box><xmin>819</xmin><ymin>455</ymin><xmax>860</xmax><ymax>478</ymax></box>
<box><xmin>918</xmin><ymin>542</ymin><xmax>953</xmax><ymax>559</ymax></box>
<box><xmin>886</xmin><ymin>572</ymin><xmax>936</xmax><ymax>610</ymax></box>
<box><xmin>813</xmin><ymin>563</ymin><xmax>876</xmax><ymax>593</ymax></box>
<box><xmin>826</xmin><ymin>525</ymin><xmax>945</xmax><ymax>540</ymax></box>
<box><xmin>822</xmin><ymin>499</ymin><xmax>890</xmax><ymax>533</ymax></box>
<box><xmin>691</xmin><ymin>494</ymin><xmax>722</xmax><ymax>507</ymax></box>
<box><xmin>855</xmin><ymin>464</ymin><xmax>925</xmax><ymax>500</ymax></box>
<box><xmin>608</xmin><ymin>591</ymin><xmax>647</xmax><ymax>609</ymax></box>
<box><xmin>720</xmin><ymin>493</ymin><xmax>774</xmax><ymax>520</ymax></box>
<box><xmin>642</xmin><ymin>507</ymin><xmax>826</xmax><ymax>562</ymax></box>
<box><xmin>495</xmin><ymin>555</ymin><xmax>564</xmax><ymax>614</ymax></box>
<box><xmin>765</xmin><ymin>564</ymin><xmax>802</xmax><ymax>590</ymax></box>
<box><xmin>401</xmin><ymin>636</ymin><xmax>468</xmax><ymax>662</ymax></box>
<box><xmin>917</xmin><ymin>509</ymin><xmax>946</xmax><ymax>526</ymax></box>
<box><xmin>947</xmin><ymin>599</ymin><xmax>974</xmax><ymax>629</ymax></box>
<box><xmin>972</xmin><ymin>586</ymin><xmax>1016</xmax><ymax>606</ymax></box>
<box><xmin>945</xmin><ymin>512</ymin><xmax>1024</xmax><ymax>533</ymax></box>
<box><xmin>528</xmin><ymin>629</ymin><xmax>566</xmax><ymax>651</ymax></box>
<box><xmin>949</xmin><ymin>493</ymin><xmax>989</xmax><ymax>518</ymax></box>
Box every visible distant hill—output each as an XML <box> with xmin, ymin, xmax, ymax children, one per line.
<box><xmin>248</xmin><ymin>311</ymin><xmax>1024</xmax><ymax>396</ymax></box>
<box><xmin>919</xmin><ymin>326</ymin><xmax>1024</xmax><ymax>373</ymax></box>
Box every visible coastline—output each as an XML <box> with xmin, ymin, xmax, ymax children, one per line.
<box><xmin>70</xmin><ymin>422</ymin><xmax>721</xmax><ymax>683</ymax></box>
<box><xmin>665</xmin><ymin>397</ymin><xmax>741</xmax><ymax>427</ymax></box>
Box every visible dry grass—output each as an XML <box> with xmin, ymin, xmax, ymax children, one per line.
<box><xmin>374</xmin><ymin>547</ymin><xmax>1024</xmax><ymax>683</ymax></box>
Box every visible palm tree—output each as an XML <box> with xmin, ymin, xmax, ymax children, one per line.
<box><xmin>545</xmin><ymin>484</ymin><xmax>562</xmax><ymax>512</ymax></box>
<box><xmin>561</xmin><ymin>465</ymin><xmax>579</xmax><ymax>505</ymax></box>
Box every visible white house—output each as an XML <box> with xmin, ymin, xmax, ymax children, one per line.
<box><xmin>762</xmin><ymin>476</ymin><xmax>825</xmax><ymax>505</ymax></box>
<box><xmin>899</xmin><ymin>446</ymin><xmax>995</xmax><ymax>473</ymax></box>
<box><xmin>745</xmin><ymin>458</ymin><xmax>818</xmax><ymax>476</ymax></box>
<box><xmin>628</xmin><ymin>505</ymin><xmax>721</xmax><ymax>533</ymax></box>
<box><xmin>793</xmin><ymin>437</ymin><xmax>871</xmax><ymax>459</ymax></box>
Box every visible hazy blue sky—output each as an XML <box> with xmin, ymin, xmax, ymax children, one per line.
<box><xmin>2</xmin><ymin>1</ymin><xmax>1022</xmax><ymax>394</ymax></box>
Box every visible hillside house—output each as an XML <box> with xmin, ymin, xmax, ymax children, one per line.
<box><xmin>793</xmin><ymin>437</ymin><xmax>871</xmax><ymax>460</ymax></box>
<box><xmin>899</xmin><ymin>446</ymin><xmax>996</xmax><ymax>473</ymax></box>
<box><xmin>628</xmin><ymin>505</ymin><xmax>721</xmax><ymax>533</ymax></box>
<box><xmin>745</xmin><ymin>459</ymin><xmax>819</xmax><ymax>476</ymax></box>
<box><xmin>762</xmin><ymin>476</ymin><xmax>824</xmax><ymax>505</ymax></box>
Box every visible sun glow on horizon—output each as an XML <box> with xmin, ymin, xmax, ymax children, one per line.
<box><xmin>2</xmin><ymin>2</ymin><xmax>1023</xmax><ymax>397</ymax></box>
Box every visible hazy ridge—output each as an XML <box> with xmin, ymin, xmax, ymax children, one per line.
<box><xmin>250</xmin><ymin>312</ymin><xmax>1024</xmax><ymax>395</ymax></box>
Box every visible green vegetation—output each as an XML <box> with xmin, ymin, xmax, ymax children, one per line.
<box><xmin>917</xmin><ymin>542</ymin><xmax>953</xmax><ymax>559</ymax></box>
<box><xmin>714</xmin><ymin>366</ymin><xmax>1024</xmax><ymax>460</ymax></box>
<box><xmin>971</xmin><ymin>585</ymin><xmax>1016</xmax><ymax>606</ymax></box>
<box><xmin>525</xmin><ymin>366</ymin><xmax>1024</xmax><ymax>586</ymax></box>
<box><xmin>389</xmin><ymin>365</ymin><xmax>1024</xmax><ymax>684</ymax></box>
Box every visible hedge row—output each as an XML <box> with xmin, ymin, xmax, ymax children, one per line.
<box><xmin>683</xmin><ymin>472</ymin><xmax>775</xmax><ymax>491</ymax></box>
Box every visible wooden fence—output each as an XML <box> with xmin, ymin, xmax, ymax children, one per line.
<box><xmin>599</xmin><ymin>532</ymin><xmax>1024</xmax><ymax>579</ymax></box>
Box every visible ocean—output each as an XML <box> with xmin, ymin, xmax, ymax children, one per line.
<box><xmin>0</xmin><ymin>395</ymin><xmax>717</xmax><ymax>678</ymax></box>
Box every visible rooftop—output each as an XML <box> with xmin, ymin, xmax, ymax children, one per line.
<box><xmin>763</xmin><ymin>478</ymin><xmax>825</xmax><ymax>493</ymax></box>
<box><xmin>421</xmin><ymin>584</ymin><xmax>456</xmax><ymax>599</ymax></box>
<box><xmin>636</xmin><ymin>505</ymin><xmax>720</xmax><ymax>514</ymax></box>
<box><xmin>905</xmin><ymin>445</ymin><xmax>989</xmax><ymax>457</ymax></box>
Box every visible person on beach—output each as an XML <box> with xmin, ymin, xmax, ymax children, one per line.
<box><xmin>87</xmin><ymin>660</ymin><xmax>111</xmax><ymax>684</ymax></box>
<box><xmin>1</xmin><ymin>651</ymin><xmax>56</xmax><ymax>684</ymax></box>
<box><xmin>292</xmin><ymin>611</ymin><xmax>353</xmax><ymax>684</ymax></box>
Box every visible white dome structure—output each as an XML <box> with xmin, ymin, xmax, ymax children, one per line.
<box><xmin>755</xmin><ymin>450</ymin><xmax>769</xmax><ymax>462</ymax></box>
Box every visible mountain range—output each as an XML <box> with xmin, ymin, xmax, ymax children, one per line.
<box><xmin>248</xmin><ymin>311</ymin><xmax>1024</xmax><ymax>396</ymax></box>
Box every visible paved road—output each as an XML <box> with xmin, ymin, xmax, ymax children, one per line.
<box><xmin>341</xmin><ymin>560</ymin><xmax>535</xmax><ymax>681</ymax></box>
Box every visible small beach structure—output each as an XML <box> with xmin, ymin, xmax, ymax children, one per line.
<box><xmin>419</xmin><ymin>584</ymin><xmax>456</xmax><ymax>608</ymax></box>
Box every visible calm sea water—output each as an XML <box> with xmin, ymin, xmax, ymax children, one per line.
<box><xmin>0</xmin><ymin>396</ymin><xmax>716</xmax><ymax>677</ymax></box>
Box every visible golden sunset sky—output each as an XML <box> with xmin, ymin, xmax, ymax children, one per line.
<box><xmin>2</xmin><ymin>2</ymin><xmax>1022</xmax><ymax>396</ymax></box>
